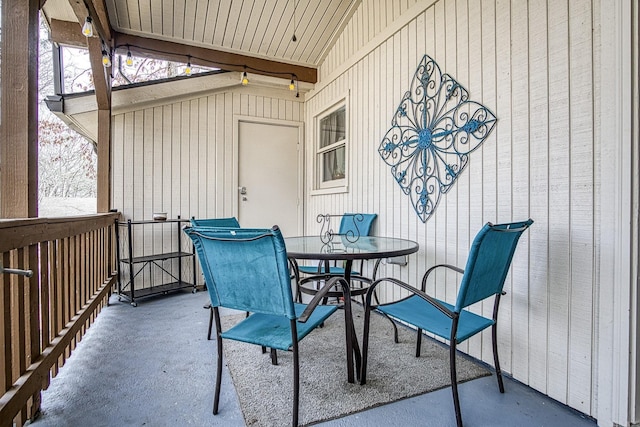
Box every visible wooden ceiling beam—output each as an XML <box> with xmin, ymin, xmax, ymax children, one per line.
<box><xmin>113</xmin><ymin>32</ymin><xmax>317</xmax><ymax>84</ymax></box>
<box><xmin>86</xmin><ymin>36</ymin><xmax>111</xmax><ymax>109</ymax></box>
<box><xmin>49</xmin><ymin>19</ymin><xmax>87</xmax><ymax>48</ymax></box>
<box><xmin>67</xmin><ymin>0</ymin><xmax>111</xmax><ymax>110</ymax></box>
<box><xmin>86</xmin><ymin>0</ymin><xmax>111</xmax><ymax>42</ymax></box>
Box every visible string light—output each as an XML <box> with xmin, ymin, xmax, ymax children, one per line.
<box><xmin>101</xmin><ymin>49</ymin><xmax>111</xmax><ymax>67</ymax></box>
<box><xmin>125</xmin><ymin>46</ymin><xmax>134</xmax><ymax>67</ymax></box>
<box><xmin>82</xmin><ymin>17</ymin><xmax>93</xmax><ymax>37</ymax></box>
<box><xmin>114</xmin><ymin>43</ymin><xmax>301</xmax><ymax>94</ymax></box>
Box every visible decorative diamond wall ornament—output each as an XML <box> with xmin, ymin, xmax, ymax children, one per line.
<box><xmin>379</xmin><ymin>54</ymin><xmax>497</xmax><ymax>223</ymax></box>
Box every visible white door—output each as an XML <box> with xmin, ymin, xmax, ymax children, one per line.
<box><xmin>237</xmin><ymin>119</ymin><xmax>301</xmax><ymax>236</ymax></box>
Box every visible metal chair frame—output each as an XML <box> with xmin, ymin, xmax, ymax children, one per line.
<box><xmin>360</xmin><ymin>219</ymin><xmax>533</xmax><ymax>427</ymax></box>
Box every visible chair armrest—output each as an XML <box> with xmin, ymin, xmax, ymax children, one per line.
<box><xmin>298</xmin><ymin>276</ymin><xmax>351</xmax><ymax>323</ymax></box>
<box><xmin>421</xmin><ymin>264</ymin><xmax>464</xmax><ymax>292</ymax></box>
<box><xmin>367</xmin><ymin>276</ymin><xmax>454</xmax><ymax>319</ymax></box>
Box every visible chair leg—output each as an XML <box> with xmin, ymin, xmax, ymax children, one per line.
<box><xmin>212</xmin><ymin>308</ymin><xmax>223</xmax><ymax>415</ymax></box>
<box><xmin>415</xmin><ymin>328</ymin><xmax>423</xmax><ymax>357</ymax></box>
<box><xmin>450</xmin><ymin>339</ymin><xmax>463</xmax><ymax>427</ymax></box>
<box><xmin>207</xmin><ymin>305</ymin><xmax>213</xmax><ymax>340</ymax></box>
<box><xmin>291</xmin><ymin>321</ymin><xmax>300</xmax><ymax>427</ymax></box>
<box><xmin>270</xmin><ymin>347</ymin><xmax>278</xmax><ymax>365</ymax></box>
<box><xmin>359</xmin><ymin>304</ymin><xmax>372</xmax><ymax>385</ymax></box>
<box><xmin>492</xmin><ymin>322</ymin><xmax>505</xmax><ymax>393</ymax></box>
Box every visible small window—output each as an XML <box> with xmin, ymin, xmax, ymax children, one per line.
<box><xmin>316</xmin><ymin>102</ymin><xmax>347</xmax><ymax>190</ymax></box>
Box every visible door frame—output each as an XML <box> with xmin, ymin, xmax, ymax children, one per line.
<box><xmin>232</xmin><ymin>115</ymin><xmax>305</xmax><ymax>235</ymax></box>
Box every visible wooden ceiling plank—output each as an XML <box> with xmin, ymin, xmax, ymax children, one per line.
<box><xmin>192</xmin><ymin>0</ymin><xmax>209</xmax><ymax>42</ymax></box>
<box><xmin>248</xmin><ymin>0</ymin><xmax>275</xmax><ymax>53</ymax></box>
<box><xmin>172</xmin><ymin>0</ymin><xmax>186</xmax><ymax>39</ymax></box>
<box><xmin>125</xmin><ymin>0</ymin><xmax>141</xmax><ymax>32</ymax></box>
<box><xmin>311</xmin><ymin>0</ymin><xmax>359</xmax><ymax>65</ymax></box>
<box><xmin>283</xmin><ymin>0</ymin><xmax>321</xmax><ymax>60</ymax></box>
<box><xmin>113</xmin><ymin>31</ymin><xmax>317</xmax><ymax>83</ymax></box>
<box><xmin>232</xmin><ymin>0</ymin><xmax>255</xmax><ymax>50</ymax></box>
<box><xmin>212</xmin><ymin>0</ymin><xmax>233</xmax><ymax>46</ymax></box>
<box><xmin>150</xmin><ymin>0</ymin><xmax>163</xmax><ymax>33</ymax></box>
<box><xmin>161</xmin><ymin>0</ymin><xmax>173</xmax><ymax>37</ymax></box>
<box><xmin>241</xmin><ymin>0</ymin><xmax>265</xmax><ymax>51</ymax></box>
<box><xmin>201</xmin><ymin>0</ymin><xmax>220</xmax><ymax>43</ymax></box>
<box><xmin>49</xmin><ymin>19</ymin><xmax>88</xmax><ymax>48</ymax></box>
<box><xmin>222</xmin><ymin>0</ymin><xmax>243</xmax><ymax>47</ymax></box>
<box><xmin>104</xmin><ymin>0</ymin><xmax>119</xmax><ymax>28</ymax></box>
<box><xmin>182</xmin><ymin>0</ymin><xmax>198</xmax><ymax>41</ymax></box>
<box><xmin>262</xmin><ymin>0</ymin><xmax>289</xmax><ymax>57</ymax></box>
<box><xmin>296</xmin><ymin>1</ymin><xmax>337</xmax><ymax>63</ymax></box>
<box><xmin>113</xmin><ymin>0</ymin><xmax>130</xmax><ymax>30</ymax></box>
<box><xmin>138</xmin><ymin>0</ymin><xmax>152</xmax><ymax>33</ymax></box>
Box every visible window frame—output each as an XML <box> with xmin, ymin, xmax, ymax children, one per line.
<box><xmin>312</xmin><ymin>96</ymin><xmax>349</xmax><ymax>194</ymax></box>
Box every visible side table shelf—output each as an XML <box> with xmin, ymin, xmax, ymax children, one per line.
<box><xmin>115</xmin><ymin>217</ymin><xmax>196</xmax><ymax>306</ymax></box>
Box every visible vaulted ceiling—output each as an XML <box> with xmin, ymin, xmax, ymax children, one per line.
<box><xmin>42</xmin><ymin>0</ymin><xmax>361</xmax><ymax>84</ymax></box>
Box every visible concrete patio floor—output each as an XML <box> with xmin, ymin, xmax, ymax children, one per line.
<box><xmin>30</xmin><ymin>290</ymin><xmax>597</xmax><ymax>427</ymax></box>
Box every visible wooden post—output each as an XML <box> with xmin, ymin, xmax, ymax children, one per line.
<box><xmin>96</xmin><ymin>109</ymin><xmax>111</xmax><ymax>212</ymax></box>
<box><xmin>0</xmin><ymin>0</ymin><xmax>40</xmax><ymax>219</ymax></box>
<box><xmin>67</xmin><ymin>1</ymin><xmax>113</xmax><ymax>213</ymax></box>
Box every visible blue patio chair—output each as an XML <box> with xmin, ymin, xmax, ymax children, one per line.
<box><xmin>184</xmin><ymin>225</ymin><xmax>344</xmax><ymax>427</ymax></box>
<box><xmin>360</xmin><ymin>219</ymin><xmax>533</xmax><ymax>427</ymax></box>
<box><xmin>190</xmin><ymin>216</ymin><xmax>240</xmax><ymax>228</ymax></box>
<box><xmin>190</xmin><ymin>217</ymin><xmax>241</xmax><ymax>340</ymax></box>
<box><xmin>297</xmin><ymin>213</ymin><xmax>377</xmax><ymax>277</ymax></box>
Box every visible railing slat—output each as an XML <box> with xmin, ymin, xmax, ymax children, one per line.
<box><xmin>1</xmin><ymin>252</ymin><xmax>11</xmax><ymax>394</ymax></box>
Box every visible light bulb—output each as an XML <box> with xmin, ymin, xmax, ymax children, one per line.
<box><xmin>125</xmin><ymin>49</ymin><xmax>133</xmax><ymax>67</ymax></box>
<box><xmin>185</xmin><ymin>62</ymin><xmax>192</xmax><ymax>76</ymax></box>
<box><xmin>82</xmin><ymin>17</ymin><xmax>93</xmax><ymax>37</ymax></box>
<box><xmin>289</xmin><ymin>79</ymin><xmax>295</xmax><ymax>91</ymax></box>
<box><xmin>101</xmin><ymin>50</ymin><xmax>111</xmax><ymax>67</ymax></box>
<box><xmin>241</xmin><ymin>71</ymin><xmax>249</xmax><ymax>86</ymax></box>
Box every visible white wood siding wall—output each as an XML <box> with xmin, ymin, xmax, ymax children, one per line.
<box><xmin>307</xmin><ymin>0</ymin><xmax>599</xmax><ymax>417</ymax></box>
<box><xmin>112</xmin><ymin>88</ymin><xmax>304</xmax><ymax>288</ymax></box>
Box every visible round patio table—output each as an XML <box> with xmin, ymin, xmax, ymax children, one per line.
<box><xmin>285</xmin><ymin>235</ymin><xmax>419</xmax><ymax>383</ymax></box>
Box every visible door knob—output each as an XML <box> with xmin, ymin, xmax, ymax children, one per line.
<box><xmin>239</xmin><ymin>186</ymin><xmax>247</xmax><ymax>195</ymax></box>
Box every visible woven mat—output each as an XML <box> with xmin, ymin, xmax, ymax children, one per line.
<box><xmin>222</xmin><ymin>306</ymin><xmax>490</xmax><ymax>426</ymax></box>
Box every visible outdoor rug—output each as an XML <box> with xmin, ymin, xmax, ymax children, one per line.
<box><xmin>221</xmin><ymin>305</ymin><xmax>491</xmax><ymax>426</ymax></box>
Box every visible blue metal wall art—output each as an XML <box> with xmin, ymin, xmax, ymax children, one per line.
<box><xmin>379</xmin><ymin>54</ymin><xmax>497</xmax><ymax>223</ymax></box>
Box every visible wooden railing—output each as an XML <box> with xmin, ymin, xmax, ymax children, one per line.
<box><xmin>0</xmin><ymin>213</ymin><xmax>119</xmax><ymax>427</ymax></box>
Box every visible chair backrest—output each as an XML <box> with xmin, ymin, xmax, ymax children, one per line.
<box><xmin>190</xmin><ymin>217</ymin><xmax>240</xmax><ymax>228</ymax></box>
<box><xmin>455</xmin><ymin>219</ymin><xmax>534</xmax><ymax>312</ymax></box>
<box><xmin>184</xmin><ymin>226</ymin><xmax>297</xmax><ymax>319</ymax></box>
<box><xmin>339</xmin><ymin>213</ymin><xmax>377</xmax><ymax>239</ymax></box>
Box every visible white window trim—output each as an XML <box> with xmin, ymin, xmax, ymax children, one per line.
<box><xmin>310</xmin><ymin>94</ymin><xmax>350</xmax><ymax>195</ymax></box>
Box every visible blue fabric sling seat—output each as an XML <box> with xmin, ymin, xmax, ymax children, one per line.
<box><xmin>360</xmin><ymin>219</ymin><xmax>533</xmax><ymax>427</ymax></box>
<box><xmin>184</xmin><ymin>225</ymin><xmax>343</xmax><ymax>427</ymax></box>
